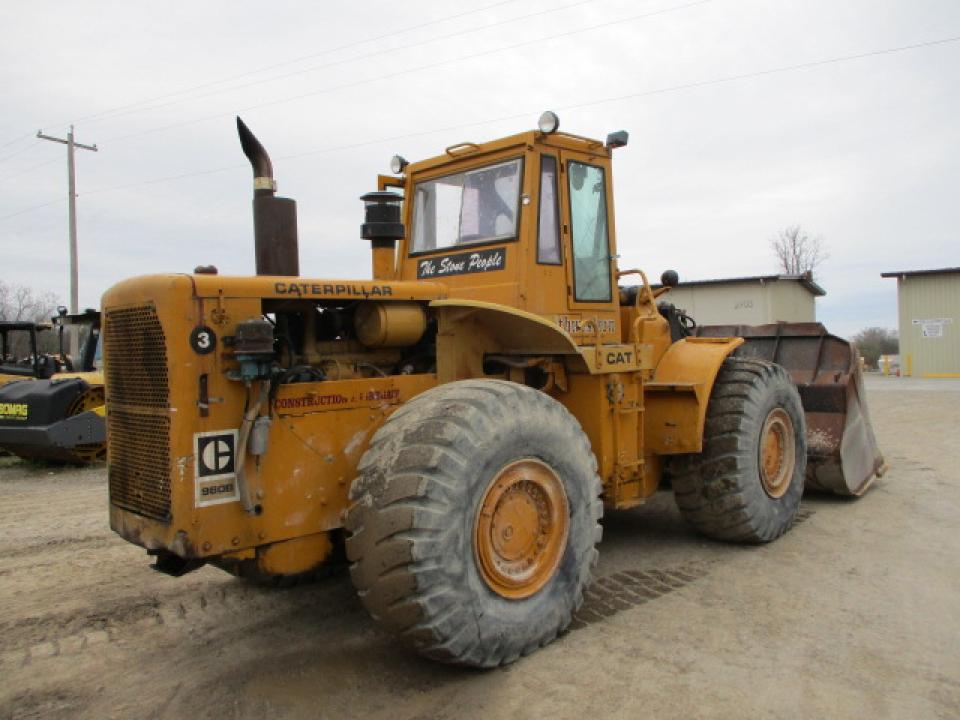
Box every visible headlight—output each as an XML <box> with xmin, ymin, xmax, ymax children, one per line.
<box><xmin>538</xmin><ymin>111</ymin><xmax>560</xmax><ymax>134</ymax></box>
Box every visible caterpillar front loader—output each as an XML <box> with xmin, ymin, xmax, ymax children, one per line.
<box><xmin>103</xmin><ymin>113</ymin><xmax>884</xmax><ymax>667</ymax></box>
<box><xmin>0</xmin><ymin>309</ymin><xmax>106</xmax><ymax>463</ymax></box>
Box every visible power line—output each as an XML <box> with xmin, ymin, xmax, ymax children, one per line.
<box><xmin>0</xmin><ymin>198</ymin><xmax>62</xmax><ymax>222</ymax></box>
<box><xmin>5</xmin><ymin>31</ymin><xmax>959</xmax><ymax>220</ymax></box>
<box><xmin>51</xmin><ymin>0</ymin><xmax>545</xmax><ymax>133</ymax></box>
<box><xmin>0</xmin><ymin>156</ymin><xmax>60</xmax><ymax>184</ymax></box>
<box><xmin>102</xmin><ymin>0</ymin><xmax>709</xmax><ymax>144</ymax></box>
<box><xmin>62</xmin><ymin>0</ymin><xmax>522</xmax><ymax>128</ymax></box>
<box><xmin>88</xmin><ymin>0</ymin><xmax>611</xmax><ymax>129</ymax></box>
<box><xmin>89</xmin><ymin>32</ymin><xmax>960</xmax><ymax>194</ymax></box>
<box><xmin>0</xmin><ymin>143</ymin><xmax>42</xmax><ymax>165</ymax></box>
<box><xmin>559</xmin><ymin>34</ymin><xmax>960</xmax><ymax>110</ymax></box>
<box><xmin>0</xmin><ymin>132</ymin><xmax>34</xmax><ymax>151</ymax></box>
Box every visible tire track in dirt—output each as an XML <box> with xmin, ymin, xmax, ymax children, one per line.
<box><xmin>0</xmin><ymin>569</ymin><xmax>358</xmax><ymax>669</ymax></box>
<box><xmin>0</xmin><ymin>505</ymin><xmax>818</xmax><ymax>671</ymax></box>
<box><xmin>1</xmin><ymin>534</ymin><xmax>116</xmax><ymax>560</ymax></box>
<box><xmin>571</xmin><ymin>507</ymin><xmax>815</xmax><ymax>628</ymax></box>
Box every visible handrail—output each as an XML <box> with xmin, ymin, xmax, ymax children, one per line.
<box><xmin>445</xmin><ymin>142</ymin><xmax>481</xmax><ymax>157</ymax></box>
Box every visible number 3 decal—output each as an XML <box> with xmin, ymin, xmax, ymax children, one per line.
<box><xmin>190</xmin><ymin>325</ymin><xmax>217</xmax><ymax>355</ymax></box>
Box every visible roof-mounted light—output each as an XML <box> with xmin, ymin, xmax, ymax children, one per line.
<box><xmin>538</xmin><ymin>110</ymin><xmax>560</xmax><ymax>135</ymax></box>
<box><xmin>605</xmin><ymin>130</ymin><xmax>629</xmax><ymax>149</ymax></box>
<box><xmin>390</xmin><ymin>154</ymin><xmax>408</xmax><ymax>174</ymax></box>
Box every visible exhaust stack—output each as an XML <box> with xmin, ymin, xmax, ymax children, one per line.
<box><xmin>237</xmin><ymin>117</ymin><xmax>299</xmax><ymax>276</ymax></box>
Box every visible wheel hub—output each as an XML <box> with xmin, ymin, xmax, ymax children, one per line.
<box><xmin>474</xmin><ymin>459</ymin><xmax>569</xmax><ymax>599</ymax></box>
<box><xmin>759</xmin><ymin>407</ymin><xmax>795</xmax><ymax>498</ymax></box>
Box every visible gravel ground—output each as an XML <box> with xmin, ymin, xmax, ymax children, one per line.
<box><xmin>1</xmin><ymin>375</ymin><xmax>957</xmax><ymax>720</ymax></box>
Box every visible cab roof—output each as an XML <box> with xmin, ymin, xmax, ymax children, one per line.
<box><xmin>403</xmin><ymin>130</ymin><xmax>613</xmax><ymax>175</ymax></box>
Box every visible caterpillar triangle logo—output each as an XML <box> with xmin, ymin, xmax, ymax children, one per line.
<box><xmin>194</xmin><ymin>430</ymin><xmax>240</xmax><ymax>507</ymax></box>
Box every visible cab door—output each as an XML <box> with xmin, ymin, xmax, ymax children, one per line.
<box><xmin>558</xmin><ymin>150</ymin><xmax>619</xmax><ymax>340</ymax></box>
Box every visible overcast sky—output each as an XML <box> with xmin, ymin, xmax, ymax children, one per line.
<box><xmin>2</xmin><ymin>0</ymin><xmax>957</xmax><ymax>337</ymax></box>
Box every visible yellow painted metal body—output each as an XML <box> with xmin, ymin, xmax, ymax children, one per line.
<box><xmin>0</xmin><ymin>373</ymin><xmax>24</xmax><ymax>388</ymax></box>
<box><xmin>354</xmin><ymin>302</ymin><xmax>427</xmax><ymax>348</ymax></box>
<box><xmin>103</xmin><ymin>128</ymin><xmax>742</xmax><ymax>577</ymax></box>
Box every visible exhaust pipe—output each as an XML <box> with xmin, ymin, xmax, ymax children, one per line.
<box><xmin>237</xmin><ymin>117</ymin><xmax>299</xmax><ymax>276</ymax></box>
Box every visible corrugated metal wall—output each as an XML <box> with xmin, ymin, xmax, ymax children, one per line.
<box><xmin>665</xmin><ymin>280</ymin><xmax>816</xmax><ymax>326</ymax></box>
<box><xmin>897</xmin><ymin>274</ymin><xmax>960</xmax><ymax>377</ymax></box>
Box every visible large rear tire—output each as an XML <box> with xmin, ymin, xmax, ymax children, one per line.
<box><xmin>345</xmin><ymin>379</ymin><xmax>602</xmax><ymax>667</ymax></box>
<box><xmin>670</xmin><ymin>357</ymin><xmax>806</xmax><ymax>543</ymax></box>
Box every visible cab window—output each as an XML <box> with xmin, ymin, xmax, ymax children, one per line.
<box><xmin>537</xmin><ymin>155</ymin><xmax>561</xmax><ymax>264</ymax></box>
<box><xmin>411</xmin><ymin>158</ymin><xmax>522</xmax><ymax>254</ymax></box>
<box><xmin>568</xmin><ymin>161</ymin><xmax>611</xmax><ymax>302</ymax></box>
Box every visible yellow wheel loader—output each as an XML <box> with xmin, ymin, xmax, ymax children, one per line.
<box><xmin>103</xmin><ymin>114</ymin><xmax>884</xmax><ymax>666</ymax></box>
<box><xmin>0</xmin><ymin>309</ymin><xmax>106</xmax><ymax>463</ymax></box>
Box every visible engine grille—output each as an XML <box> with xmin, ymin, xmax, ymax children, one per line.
<box><xmin>107</xmin><ymin>410</ymin><xmax>171</xmax><ymax>521</ymax></box>
<box><xmin>104</xmin><ymin>305</ymin><xmax>172</xmax><ymax>522</ymax></box>
<box><xmin>103</xmin><ymin>305</ymin><xmax>169</xmax><ymax>409</ymax></box>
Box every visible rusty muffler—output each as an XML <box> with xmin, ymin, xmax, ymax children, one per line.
<box><xmin>694</xmin><ymin>322</ymin><xmax>886</xmax><ymax>496</ymax></box>
<box><xmin>236</xmin><ymin>117</ymin><xmax>299</xmax><ymax>276</ymax></box>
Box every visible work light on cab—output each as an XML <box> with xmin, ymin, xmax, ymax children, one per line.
<box><xmin>538</xmin><ymin>110</ymin><xmax>560</xmax><ymax>134</ymax></box>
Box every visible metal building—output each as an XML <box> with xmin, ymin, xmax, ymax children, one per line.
<box><xmin>881</xmin><ymin>267</ymin><xmax>960</xmax><ymax>378</ymax></box>
<box><xmin>660</xmin><ymin>273</ymin><xmax>824</xmax><ymax>325</ymax></box>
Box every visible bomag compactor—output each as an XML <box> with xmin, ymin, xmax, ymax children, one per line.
<box><xmin>0</xmin><ymin>309</ymin><xmax>106</xmax><ymax>463</ymax></box>
<box><xmin>103</xmin><ymin>113</ymin><xmax>884</xmax><ymax>667</ymax></box>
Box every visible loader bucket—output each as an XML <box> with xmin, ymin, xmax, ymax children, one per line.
<box><xmin>693</xmin><ymin>322</ymin><xmax>886</xmax><ymax>496</ymax></box>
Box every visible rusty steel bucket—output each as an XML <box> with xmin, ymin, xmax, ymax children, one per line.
<box><xmin>693</xmin><ymin>322</ymin><xmax>886</xmax><ymax>496</ymax></box>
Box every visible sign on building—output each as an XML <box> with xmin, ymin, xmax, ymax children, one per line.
<box><xmin>912</xmin><ymin>317</ymin><xmax>953</xmax><ymax>339</ymax></box>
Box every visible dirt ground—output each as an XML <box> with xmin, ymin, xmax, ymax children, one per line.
<box><xmin>1</xmin><ymin>375</ymin><xmax>958</xmax><ymax>720</ymax></box>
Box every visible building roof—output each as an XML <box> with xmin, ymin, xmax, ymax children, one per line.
<box><xmin>656</xmin><ymin>273</ymin><xmax>826</xmax><ymax>297</ymax></box>
<box><xmin>880</xmin><ymin>267</ymin><xmax>960</xmax><ymax>279</ymax></box>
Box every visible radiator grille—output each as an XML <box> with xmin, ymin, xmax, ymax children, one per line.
<box><xmin>108</xmin><ymin>410</ymin><xmax>172</xmax><ymax>521</ymax></box>
<box><xmin>103</xmin><ymin>305</ymin><xmax>169</xmax><ymax>408</ymax></box>
<box><xmin>104</xmin><ymin>305</ymin><xmax>172</xmax><ymax>521</ymax></box>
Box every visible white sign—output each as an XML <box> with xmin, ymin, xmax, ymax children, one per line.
<box><xmin>911</xmin><ymin>317</ymin><xmax>952</xmax><ymax>340</ymax></box>
<box><xmin>912</xmin><ymin>317</ymin><xmax>953</xmax><ymax>325</ymax></box>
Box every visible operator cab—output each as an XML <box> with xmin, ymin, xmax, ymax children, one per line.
<box><xmin>385</xmin><ymin>111</ymin><xmax>629</xmax><ymax>345</ymax></box>
<box><xmin>52</xmin><ymin>308</ymin><xmax>102</xmax><ymax>373</ymax></box>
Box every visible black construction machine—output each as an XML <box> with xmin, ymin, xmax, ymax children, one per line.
<box><xmin>0</xmin><ymin>309</ymin><xmax>106</xmax><ymax>464</ymax></box>
<box><xmin>0</xmin><ymin>320</ymin><xmax>59</xmax><ymax>384</ymax></box>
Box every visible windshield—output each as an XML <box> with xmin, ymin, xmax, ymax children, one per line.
<box><xmin>411</xmin><ymin>158</ymin><xmax>522</xmax><ymax>254</ymax></box>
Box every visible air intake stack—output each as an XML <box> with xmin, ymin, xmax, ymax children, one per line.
<box><xmin>236</xmin><ymin>117</ymin><xmax>299</xmax><ymax>276</ymax></box>
<box><xmin>360</xmin><ymin>191</ymin><xmax>404</xmax><ymax>279</ymax></box>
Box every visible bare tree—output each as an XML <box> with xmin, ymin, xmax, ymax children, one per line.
<box><xmin>770</xmin><ymin>225</ymin><xmax>828</xmax><ymax>275</ymax></box>
<box><xmin>852</xmin><ymin>327</ymin><xmax>899</xmax><ymax>369</ymax></box>
<box><xmin>0</xmin><ymin>280</ymin><xmax>60</xmax><ymax>323</ymax></box>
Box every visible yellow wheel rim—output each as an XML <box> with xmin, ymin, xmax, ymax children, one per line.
<box><xmin>759</xmin><ymin>408</ymin><xmax>795</xmax><ymax>499</ymax></box>
<box><xmin>66</xmin><ymin>387</ymin><xmax>106</xmax><ymax>464</ymax></box>
<box><xmin>474</xmin><ymin>459</ymin><xmax>569</xmax><ymax>599</ymax></box>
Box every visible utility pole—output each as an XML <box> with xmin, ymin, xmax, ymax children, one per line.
<box><xmin>37</xmin><ymin>126</ymin><xmax>97</xmax><ymax>358</ymax></box>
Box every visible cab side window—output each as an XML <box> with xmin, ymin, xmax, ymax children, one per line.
<box><xmin>537</xmin><ymin>155</ymin><xmax>561</xmax><ymax>264</ymax></box>
<box><xmin>568</xmin><ymin>161</ymin><xmax>611</xmax><ymax>302</ymax></box>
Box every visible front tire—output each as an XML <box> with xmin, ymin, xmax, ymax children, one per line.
<box><xmin>670</xmin><ymin>357</ymin><xmax>806</xmax><ymax>543</ymax></box>
<box><xmin>345</xmin><ymin>379</ymin><xmax>602</xmax><ymax>667</ymax></box>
